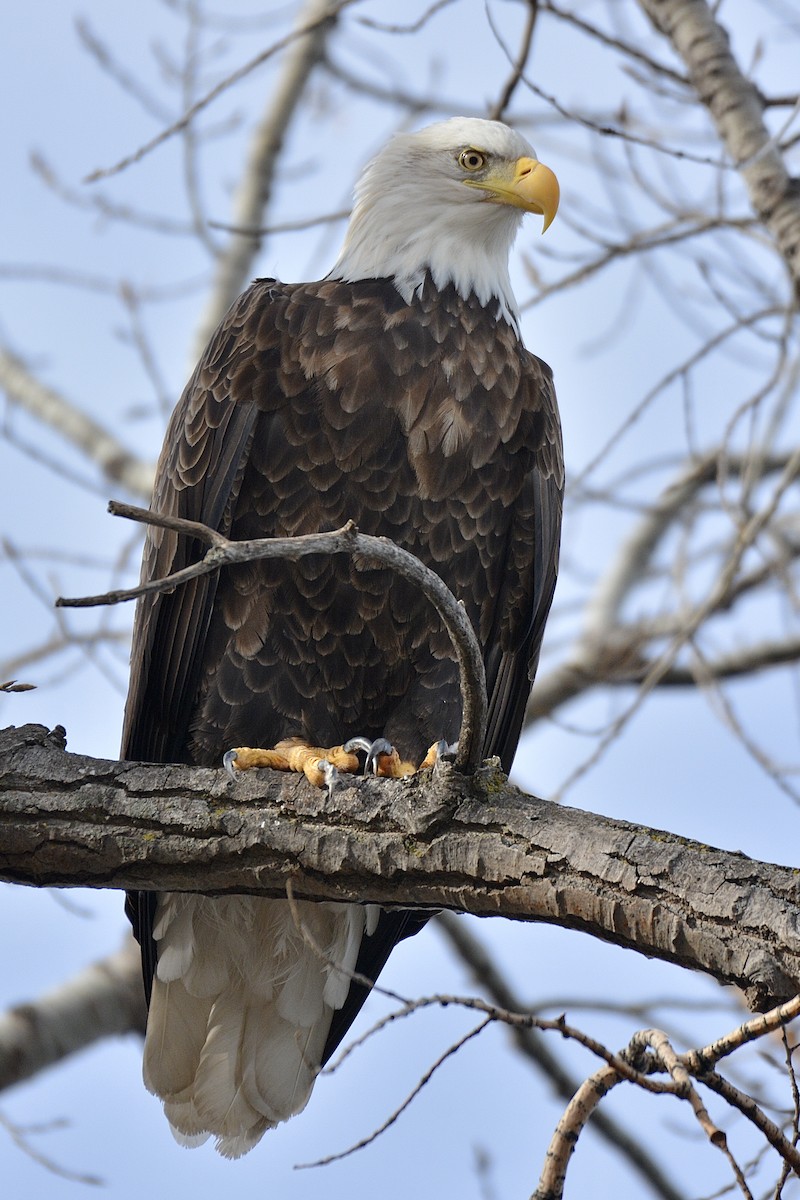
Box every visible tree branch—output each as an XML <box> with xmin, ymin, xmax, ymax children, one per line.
<box><xmin>3</xmin><ymin>723</ymin><xmax>800</xmax><ymax>1012</ymax></box>
<box><xmin>0</xmin><ymin>939</ymin><xmax>145</xmax><ymax>1092</ymax></box>
<box><xmin>436</xmin><ymin>913</ymin><xmax>686</xmax><ymax>1200</ymax></box>
<box><xmin>57</xmin><ymin>502</ymin><xmax>487</xmax><ymax>772</ymax></box>
<box><xmin>189</xmin><ymin>0</ymin><xmax>342</xmax><ymax>360</ymax></box>
<box><xmin>0</xmin><ymin>349</ymin><xmax>155</xmax><ymax>499</ymax></box>
<box><xmin>637</xmin><ymin>0</ymin><xmax>800</xmax><ymax>298</ymax></box>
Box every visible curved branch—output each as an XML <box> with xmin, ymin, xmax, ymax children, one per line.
<box><xmin>57</xmin><ymin>502</ymin><xmax>488</xmax><ymax>772</ymax></box>
<box><xmin>3</xmin><ymin>723</ymin><xmax>800</xmax><ymax>1012</ymax></box>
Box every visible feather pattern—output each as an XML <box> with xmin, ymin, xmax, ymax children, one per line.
<box><xmin>122</xmin><ymin>118</ymin><xmax>563</xmax><ymax>1156</ymax></box>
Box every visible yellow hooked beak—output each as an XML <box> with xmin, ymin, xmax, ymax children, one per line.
<box><xmin>465</xmin><ymin>156</ymin><xmax>560</xmax><ymax>232</ymax></box>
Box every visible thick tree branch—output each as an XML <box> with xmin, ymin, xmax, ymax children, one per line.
<box><xmin>0</xmin><ymin>939</ymin><xmax>145</xmax><ymax>1092</ymax></box>
<box><xmin>3</xmin><ymin>723</ymin><xmax>800</xmax><ymax>1012</ymax></box>
<box><xmin>637</xmin><ymin>0</ymin><xmax>800</xmax><ymax>297</ymax></box>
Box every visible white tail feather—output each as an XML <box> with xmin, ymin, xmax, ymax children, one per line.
<box><xmin>143</xmin><ymin>893</ymin><xmax>375</xmax><ymax>1156</ymax></box>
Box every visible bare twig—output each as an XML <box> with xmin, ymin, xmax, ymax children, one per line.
<box><xmin>436</xmin><ymin>913</ymin><xmax>686</xmax><ymax>1200</ymax></box>
<box><xmin>0</xmin><ymin>1110</ymin><xmax>102</xmax><ymax>1186</ymax></box>
<box><xmin>486</xmin><ymin>4</ymin><xmax>731</xmax><ymax>168</ymax></box>
<box><xmin>533</xmin><ymin>1003</ymin><xmax>800</xmax><ymax>1200</ymax></box>
<box><xmin>488</xmin><ymin>1</ymin><xmax>539</xmax><ymax>123</ymax></box>
<box><xmin>84</xmin><ymin>0</ymin><xmax>355</xmax><ymax>185</ymax></box>
<box><xmin>298</xmin><ymin>1019</ymin><xmax>491</xmax><ymax>1168</ymax></box>
<box><xmin>189</xmin><ymin>0</ymin><xmax>344</xmax><ymax>360</ymax></box>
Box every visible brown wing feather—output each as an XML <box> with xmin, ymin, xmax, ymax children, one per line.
<box><xmin>121</xmin><ymin>293</ymin><xmax>262</xmax><ymax>764</ymax></box>
<box><xmin>482</xmin><ymin>354</ymin><xmax>563</xmax><ymax>769</ymax></box>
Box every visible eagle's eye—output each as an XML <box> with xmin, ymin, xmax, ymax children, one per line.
<box><xmin>458</xmin><ymin>148</ymin><xmax>486</xmax><ymax>172</ymax></box>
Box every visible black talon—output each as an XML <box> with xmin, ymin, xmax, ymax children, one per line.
<box><xmin>342</xmin><ymin>735</ymin><xmax>395</xmax><ymax>775</ymax></box>
<box><xmin>320</xmin><ymin>760</ymin><xmax>341</xmax><ymax>796</ymax></box>
<box><xmin>364</xmin><ymin>738</ymin><xmax>394</xmax><ymax>775</ymax></box>
<box><xmin>342</xmin><ymin>736</ymin><xmax>373</xmax><ymax>756</ymax></box>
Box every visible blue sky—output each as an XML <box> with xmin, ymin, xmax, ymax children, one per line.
<box><xmin>2</xmin><ymin>2</ymin><xmax>799</xmax><ymax>1198</ymax></box>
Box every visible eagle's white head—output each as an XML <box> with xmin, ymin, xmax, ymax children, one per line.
<box><xmin>330</xmin><ymin>117</ymin><xmax>559</xmax><ymax>327</ymax></box>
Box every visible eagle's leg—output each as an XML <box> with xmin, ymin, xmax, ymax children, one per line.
<box><xmin>223</xmin><ymin>737</ymin><xmax>361</xmax><ymax>787</ymax></box>
<box><xmin>343</xmin><ymin>736</ymin><xmax>444</xmax><ymax>779</ymax></box>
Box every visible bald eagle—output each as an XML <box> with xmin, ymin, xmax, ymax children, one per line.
<box><xmin>122</xmin><ymin>117</ymin><xmax>563</xmax><ymax>1157</ymax></box>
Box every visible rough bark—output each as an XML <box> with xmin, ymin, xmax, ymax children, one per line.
<box><xmin>3</xmin><ymin>724</ymin><xmax>800</xmax><ymax>1011</ymax></box>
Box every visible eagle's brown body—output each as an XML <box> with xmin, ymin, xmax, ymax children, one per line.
<box><xmin>123</xmin><ymin>275</ymin><xmax>561</xmax><ymax>773</ymax></box>
<box><xmin>121</xmin><ymin>117</ymin><xmax>563</xmax><ymax>1157</ymax></box>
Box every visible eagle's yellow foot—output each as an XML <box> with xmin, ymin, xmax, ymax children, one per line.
<box><xmin>223</xmin><ymin>737</ymin><xmax>361</xmax><ymax>788</ymax></box>
<box><xmin>224</xmin><ymin>736</ymin><xmax>448</xmax><ymax>788</ymax></box>
<box><xmin>342</xmin><ymin>736</ymin><xmax>444</xmax><ymax>778</ymax></box>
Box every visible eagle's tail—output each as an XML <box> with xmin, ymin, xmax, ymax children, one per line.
<box><xmin>142</xmin><ymin>893</ymin><xmax>375</xmax><ymax>1157</ymax></box>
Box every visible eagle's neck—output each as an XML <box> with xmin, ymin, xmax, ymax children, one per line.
<box><xmin>329</xmin><ymin>176</ymin><xmax>524</xmax><ymax>332</ymax></box>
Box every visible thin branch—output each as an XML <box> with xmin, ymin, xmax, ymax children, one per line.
<box><xmin>0</xmin><ymin>264</ymin><xmax>209</xmax><ymax>301</ymax></box>
<box><xmin>521</xmin><ymin>215</ymin><xmax>758</xmax><ymax>311</ymax></box>
<box><xmin>486</xmin><ymin>4</ymin><xmax>731</xmax><ymax>169</ymax></box>
<box><xmin>533</xmin><ymin>1006</ymin><xmax>800</xmax><ymax>1200</ymax></box>
<box><xmin>699</xmin><ymin>1070</ymin><xmax>800</xmax><ymax>1180</ymax></box>
<box><xmin>628</xmin><ymin>637</ymin><xmax>800</xmax><ymax>687</ymax></box>
<box><xmin>178</xmin><ymin>1</ymin><xmax>223</xmax><ymax>261</ymax></box>
<box><xmin>354</xmin><ymin>0</ymin><xmax>458</xmax><ymax>34</ymax></box>
<box><xmin>298</xmin><ymin>1019</ymin><xmax>491</xmax><ymax>1168</ymax></box>
<box><xmin>488</xmin><ymin>0</ymin><xmax>539</xmax><ymax>123</ymax></box>
<box><xmin>189</xmin><ymin>0</ymin><xmax>344</xmax><ymax>361</ymax></box>
<box><xmin>527</xmin><ymin>446</ymin><xmax>800</xmax><ymax>723</ymax></box>
<box><xmin>540</xmin><ymin>0</ymin><xmax>690</xmax><ymax>90</ymax></box>
<box><xmin>0</xmin><ymin>1110</ymin><xmax>102</xmax><ymax>1187</ymax></box>
<box><xmin>29</xmin><ymin>152</ymin><xmax>198</xmax><ymax>237</ymax></box>
<box><xmin>436</xmin><ymin>913</ymin><xmax>686</xmax><ymax>1200</ymax></box>
<box><xmin>75</xmin><ymin>17</ymin><xmax>174</xmax><ymax>124</ymax></box>
<box><xmin>84</xmin><ymin>0</ymin><xmax>355</xmax><ymax>185</ymax></box>
<box><xmin>322</xmin><ymin>56</ymin><xmax>488</xmax><ymax>118</ymax></box>
<box><xmin>207</xmin><ymin>208</ymin><xmax>350</xmax><ymax>237</ymax></box>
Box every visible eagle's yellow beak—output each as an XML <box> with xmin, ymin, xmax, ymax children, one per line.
<box><xmin>466</xmin><ymin>156</ymin><xmax>560</xmax><ymax>232</ymax></box>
